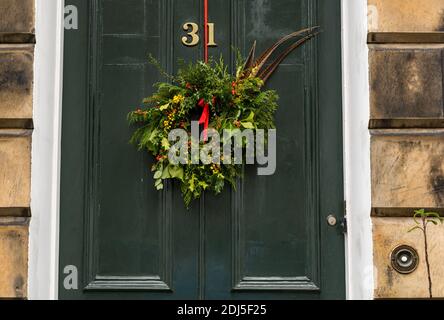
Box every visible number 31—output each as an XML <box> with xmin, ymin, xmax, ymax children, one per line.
<box><xmin>182</xmin><ymin>22</ymin><xmax>217</xmax><ymax>47</ymax></box>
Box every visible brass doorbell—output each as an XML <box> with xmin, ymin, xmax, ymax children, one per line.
<box><xmin>391</xmin><ymin>245</ymin><xmax>419</xmax><ymax>275</ymax></box>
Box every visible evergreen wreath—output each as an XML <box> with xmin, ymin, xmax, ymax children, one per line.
<box><xmin>128</xmin><ymin>27</ymin><xmax>319</xmax><ymax>207</ymax></box>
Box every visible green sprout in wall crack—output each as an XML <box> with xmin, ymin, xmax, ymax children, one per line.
<box><xmin>408</xmin><ymin>209</ymin><xmax>444</xmax><ymax>299</ymax></box>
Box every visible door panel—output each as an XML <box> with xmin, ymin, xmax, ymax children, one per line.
<box><xmin>60</xmin><ymin>0</ymin><xmax>345</xmax><ymax>299</ymax></box>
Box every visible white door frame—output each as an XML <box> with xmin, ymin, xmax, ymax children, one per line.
<box><xmin>28</xmin><ymin>0</ymin><xmax>65</xmax><ymax>300</ymax></box>
<box><xmin>28</xmin><ymin>0</ymin><xmax>373</xmax><ymax>300</ymax></box>
<box><xmin>341</xmin><ymin>0</ymin><xmax>373</xmax><ymax>300</ymax></box>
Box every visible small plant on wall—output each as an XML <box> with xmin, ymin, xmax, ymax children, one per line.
<box><xmin>408</xmin><ymin>209</ymin><xmax>443</xmax><ymax>299</ymax></box>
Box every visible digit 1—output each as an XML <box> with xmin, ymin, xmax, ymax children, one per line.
<box><xmin>207</xmin><ymin>23</ymin><xmax>217</xmax><ymax>47</ymax></box>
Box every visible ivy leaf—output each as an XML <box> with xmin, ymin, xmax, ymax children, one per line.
<box><xmin>168</xmin><ymin>165</ymin><xmax>184</xmax><ymax>181</ymax></box>
<box><xmin>162</xmin><ymin>166</ymin><xmax>171</xmax><ymax>179</ymax></box>
<box><xmin>154</xmin><ymin>170</ymin><xmax>162</xmax><ymax>180</ymax></box>
<box><xmin>155</xmin><ymin>179</ymin><xmax>164</xmax><ymax>190</ymax></box>
<box><xmin>243</xmin><ymin>111</ymin><xmax>255</xmax><ymax>122</ymax></box>
<box><xmin>241</xmin><ymin>122</ymin><xmax>255</xmax><ymax>129</ymax></box>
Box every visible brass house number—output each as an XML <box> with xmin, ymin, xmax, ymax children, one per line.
<box><xmin>182</xmin><ymin>22</ymin><xmax>217</xmax><ymax>47</ymax></box>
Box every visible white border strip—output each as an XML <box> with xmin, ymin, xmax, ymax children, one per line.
<box><xmin>29</xmin><ymin>0</ymin><xmax>65</xmax><ymax>300</ymax></box>
<box><xmin>28</xmin><ymin>0</ymin><xmax>373</xmax><ymax>300</ymax></box>
<box><xmin>342</xmin><ymin>0</ymin><xmax>374</xmax><ymax>300</ymax></box>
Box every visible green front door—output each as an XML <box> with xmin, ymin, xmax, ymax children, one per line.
<box><xmin>59</xmin><ymin>0</ymin><xmax>345</xmax><ymax>300</ymax></box>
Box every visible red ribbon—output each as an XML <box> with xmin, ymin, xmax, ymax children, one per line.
<box><xmin>204</xmin><ymin>0</ymin><xmax>209</xmax><ymax>63</ymax></box>
<box><xmin>198</xmin><ymin>99</ymin><xmax>210</xmax><ymax>142</ymax></box>
<box><xmin>198</xmin><ymin>1</ymin><xmax>210</xmax><ymax>142</ymax></box>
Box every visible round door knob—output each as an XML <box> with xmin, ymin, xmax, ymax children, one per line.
<box><xmin>327</xmin><ymin>215</ymin><xmax>337</xmax><ymax>226</ymax></box>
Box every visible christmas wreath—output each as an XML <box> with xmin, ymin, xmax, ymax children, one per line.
<box><xmin>128</xmin><ymin>27</ymin><xmax>318</xmax><ymax>207</ymax></box>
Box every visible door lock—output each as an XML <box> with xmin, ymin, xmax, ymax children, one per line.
<box><xmin>327</xmin><ymin>215</ymin><xmax>348</xmax><ymax>233</ymax></box>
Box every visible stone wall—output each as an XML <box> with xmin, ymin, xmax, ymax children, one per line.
<box><xmin>368</xmin><ymin>0</ymin><xmax>444</xmax><ymax>298</ymax></box>
<box><xmin>0</xmin><ymin>0</ymin><xmax>34</xmax><ymax>299</ymax></box>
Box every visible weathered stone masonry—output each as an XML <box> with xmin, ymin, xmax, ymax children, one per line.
<box><xmin>369</xmin><ymin>0</ymin><xmax>444</xmax><ymax>298</ymax></box>
<box><xmin>0</xmin><ymin>0</ymin><xmax>34</xmax><ymax>299</ymax></box>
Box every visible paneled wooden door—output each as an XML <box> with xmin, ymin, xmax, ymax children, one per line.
<box><xmin>59</xmin><ymin>0</ymin><xmax>345</xmax><ymax>299</ymax></box>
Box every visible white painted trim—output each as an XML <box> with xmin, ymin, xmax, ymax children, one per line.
<box><xmin>342</xmin><ymin>0</ymin><xmax>374</xmax><ymax>300</ymax></box>
<box><xmin>27</xmin><ymin>0</ymin><xmax>373</xmax><ymax>300</ymax></box>
<box><xmin>28</xmin><ymin>0</ymin><xmax>65</xmax><ymax>300</ymax></box>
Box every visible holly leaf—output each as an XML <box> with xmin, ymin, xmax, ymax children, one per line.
<box><xmin>198</xmin><ymin>181</ymin><xmax>209</xmax><ymax>190</ymax></box>
<box><xmin>162</xmin><ymin>138</ymin><xmax>171</xmax><ymax>151</ymax></box>
<box><xmin>159</xmin><ymin>103</ymin><xmax>170</xmax><ymax>111</ymax></box>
